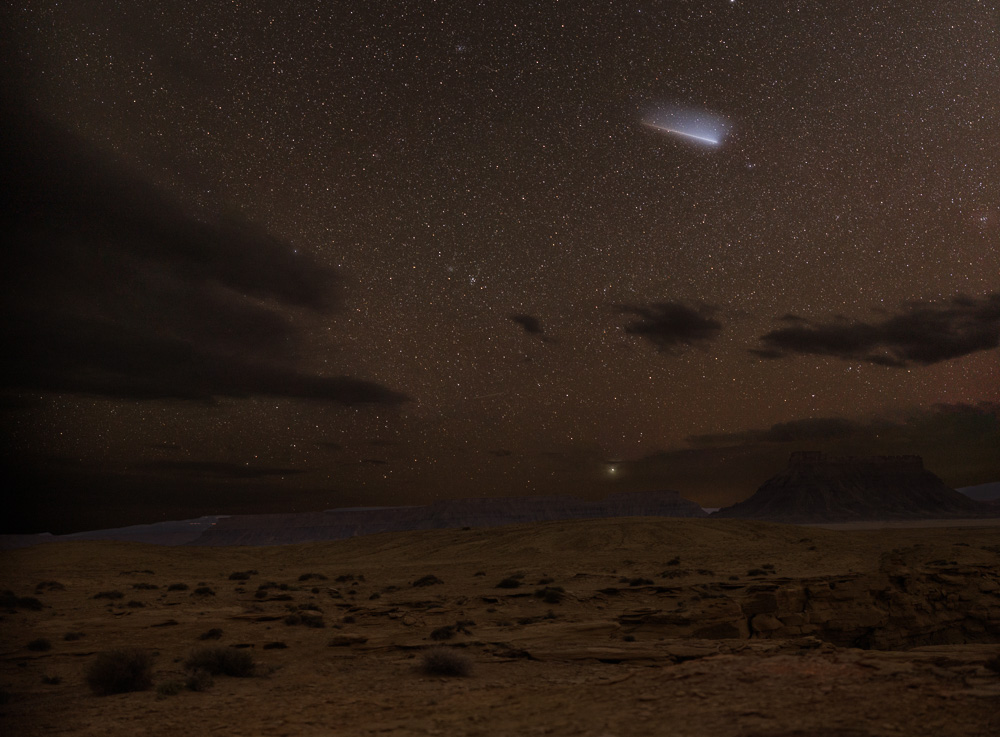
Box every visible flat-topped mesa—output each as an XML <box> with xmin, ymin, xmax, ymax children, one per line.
<box><xmin>788</xmin><ymin>451</ymin><xmax>924</xmax><ymax>470</ymax></box>
<box><xmin>714</xmin><ymin>451</ymin><xmax>993</xmax><ymax>523</ymax></box>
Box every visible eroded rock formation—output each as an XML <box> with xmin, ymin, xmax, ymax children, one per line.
<box><xmin>714</xmin><ymin>451</ymin><xmax>993</xmax><ymax>522</ymax></box>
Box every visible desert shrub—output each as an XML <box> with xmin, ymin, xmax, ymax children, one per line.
<box><xmin>985</xmin><ymin>655</ymin><xmax>1000</xmax><ymax>674</ymax></box>
<box><xmin>420</xmin><ymin>647</ymin><xmax>472</xmax><ymax>677</ymax></box>
<box><xmin>36</xmin><ymin>581</ymin><xmax>65</xmax><ymax>592</ymax></box>
<box><xmin>665</xmin><ymin>557</ymin><xmax>681</xmax><ymax>566</ymax></box>
<box><xmin>257</xmin><ymin>581</ymin><xmax>290</xmax><ymax>591</ymax></box>
<box><xmin>412</xmin><ymin>575</ymin><xmax>443</xmax><ymax>587</ymax></box>
<box><xmin>623</xmin><ymin>634</ymin><xmax>636</xmax><ymax>642</ymax></box>
<box><xmin>263</xmin><ymin>641</ymin><xmax>287</xmax><ymax>649</ymax></box>
<box><xmin>228</xmin><ymin>571</ymin><xmax>252</xmax><ymax>581</ymax></box>
<box><xmin>27</xmin><ymin>638</ymin><xmax>51</xmax><ymax>652</ymax></box>
<box><xmin>86</xmin><ymin>649</ymin><xmax>153</xmax><ymax>695</ymax></box>
<box><xmin>41</xmin><ymin>675</ymin><xmax>61</xmax><ymax>685</ymax></box>
<box><xmin>192</xmin><ymin>586</ymin><xmax>215</xmax><ymax>596</ymax></box>
<box><xmin>183</xmin><ymin>647</ymin><xmax>255</xmax><ymax>677</ymax></box>
<box><xmin>627</xmin><ymin>578</ymin><xmax>654</xmax><ymax>587</ymax></box>
<box><xmin>298</xmin><ymin>573</ymin><xmax>327</xmax><ymax>581</ymax></box>
<box><xmin>126</xmin><ymin>600</ymin><xmax>145</xmax><ymax>608</ymax></box>
<box><xmin>473</xmin><ymin>571</ymin><xmax>486</xmax><ymax>577</ymax></box>
<box><xmin>131</xmin><ymin>582</ymin><xmax>158</xmax><ymax>590</ymax></box>
<box><xmin>64</xmin><ymin>631</ymin><xmax>85</xmax><ymax>641</ymax></box>
<box><xmin>534</xmin><ymin>586</ymin><xmax>566</xmax><ymax>604</ymax></box>
<box><xmin>0</xmin><ymin>688</ymin><xmax>10</xmax><ymax>705</ymax></box>
<box><xmin>198</xmin><ymin>628</ymin><xmax>223</xmax><ymax>641</ymax></box>
<box><xmin>746</xmin><ymin>569</ymin><xmax>767</xmax><ymax>576</ymax></box>
<box><xmin>0</xmin><ymin>591</ymin><xmax>44</xmax><ymax>610</ymax></box>
<box><xmin>342</xmin><ymin>615</ymin><xmax>356</xmax><ymax>624</ymax></box>
<box><xmin>18</xmin><ymin>596</ymin><xmax>43</xmax><ymax>610</ymax></box>
<box><xmin>297</xmin><ymin>602</ymin><xmax>322</xmax><ymax>612</ymax></box>
<box><xmin>93</xmin><ymin>591</ymin><xmax>124</xmax><ymax>600</ymax></box>
<box><xmin>167</xmin><ymin>583</ymin><xmax>188</xmax><ymax>591</ymax></box>
<box><xmin>762</xmin><ymin>564</ymin><xmax>775</xmax><ymax>570</ymax></box>
<box><xmin>284</xmin><ymin>613</ymin><xmax>324</xmax><ymax>628</ymax></box>
<box><xmin>495</xmin><ymin>577</ymin><xmax>522</xmax><ymax>589</ymax></box>
<box><xmin>537</xmin><ymin>577</ymin><xmax>554</xmax><ymax>585</ymax></box>
<box><xmin>697</xmin><ymin>569</ymin><xmax>715</xmax><ymax>576</ymax></box>
<box><xmin>185</xmin><ymin>668</ymin><xmax>213</xmax><ymax>691</ymax></box>
<box><xmin>369</xmin><ymin>592</ymin><xmax>381</xmax><ymax>600</ymax></box>
<box><xmin>156</xmin><ymin>680</ymin><xmax>184</xmax><ymax>697</ymax></box>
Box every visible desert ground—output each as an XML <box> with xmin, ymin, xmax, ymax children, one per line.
<box><xmin>2</xmin><ymin>517</ymin><xmax>999</xmax><ymax>737</ymax></box>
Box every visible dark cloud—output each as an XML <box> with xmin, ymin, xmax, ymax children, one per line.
<box><xmin>0</xmin><ymin>105</ymin><xmax>408</xmax><ymax>405</ymax></box>
<box><xmin>509</xmin><ymin>313</ymin><xmax>543</xmax><ymax>335</ymax></box>
<box><xmin>138</xmin><ymin>460</ymin><xmax>305</xmax><ymax>479</ymax></box>
<box><xmin>755</xmin><ymin>294</ymin><xmax>1000</xmax><ymax>366</ymax></box>
<box><xmin>619</xmin><ymin>301</ymin><xmax>722</xmax><ymax>353</ymax></box>
<box><xmin>688</xmin><ymin>417</ymin><xmax>861</xmax><ymax>446</ymax></box>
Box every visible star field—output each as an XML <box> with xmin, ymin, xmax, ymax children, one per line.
<box><xmin>3</xmin><ymin>1</ymin><xmax>998</xmax><ymax>532</ymax></box>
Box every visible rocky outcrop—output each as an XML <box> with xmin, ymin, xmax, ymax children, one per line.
<box><xmin>713</xmin><ymin>451</ymin><xmax>994</xmax><ymax>523</ymax></box>
<box><xmin>614</xmin><ymin>549</ymin><xmax>1000</xmax><ymax>649</ymax></box>
<box><xmin>192</xmin><ymin>490</ymin><xmax>707</xmax><ymax>546</ymax></box>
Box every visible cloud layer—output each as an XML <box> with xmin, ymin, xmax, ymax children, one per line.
<box><xmin>620</xmin><ymin>301</ymin><xmax>722</xmax><ymax>352</ymax></box>
<box><xmin>0</xmin><ymin>106</ymin><xmax>408</xmax><ymax>405</ymax></box>
<box><xmin>754</xmin><ymin>294</ymin><xmax>1000</xmax><ymax>366</ymax></box>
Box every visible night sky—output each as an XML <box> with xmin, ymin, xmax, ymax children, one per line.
<box><xmin>3</xmin><ymin>1</ymin><xmax>999</xmax><ymax>534</ymax></box>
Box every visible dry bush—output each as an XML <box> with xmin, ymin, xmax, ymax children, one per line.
<box><xmin>0</xmin><ymin>591</ymin><xmax>44</xmax><ymax>610</ymax></box>
<box><xmin>534</xmin><ymin>586</ymin><xmax>566</xmax><ymax>603</ymax></box>
<box><xmin>27</xmin><ymin>638</ymin><xmax>52</xmax><ymax>651</ymax></box>
<box><xmin>85</xmin><ymin>649</ymin><xmax>153</xmax><ymax>695</ymax></box>
<box><xmin>92</xmin><ymin>590</ymin><xmax>124</xmax><ymax>600</ymax></box>
<box><xmin>412</xmin><ymin>575</ymin><xmax>443</xmax><ymax>587</ymax></box>
<box><xmin>420</xmin><ymin>647</ymin><xmax>472</xmax><ymax>677</ymax></box>
<box><xmin>167</xmin><ymin>583</ymin><xmax>189</xmax><ymax>591</ymax></box>
<box><xmin>184</xmin><ymin>647</ymin><xmax>255</xmax><ymax>677</ymax></box>
<box><xmin>198</xmin><ymin>628</ymin><xmax>223</xmax><ymax>641</ymax></box>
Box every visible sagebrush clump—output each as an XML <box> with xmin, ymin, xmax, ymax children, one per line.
<box><xmin>420</xmin><ymin>646</ymin><xmax>472</xmax><ymax>677</ymax></box>
<box><xmin>183</xmin><ymin>647</ymin><xmax>255</xmax><ymax>677</ymax></box>
<box><xmin>85</xmin><ymin>649</ymin><xmax>154</xmax><ymax>695</ymax></box>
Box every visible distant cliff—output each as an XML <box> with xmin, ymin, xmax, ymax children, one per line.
<box><xmin>713</xmin><ymin>451</ymin><xmax>995</xmax><ymax>523</ymax></box>
<box><xmin>191</xmin><ymin>490</ymin><xmax>707</xmax><ymax>546</ymax></box>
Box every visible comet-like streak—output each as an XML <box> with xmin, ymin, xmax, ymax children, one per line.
<box><xmin>642</xmin><ymin>121</ymin><xmax>719</xmax><ymax>145</ymax></box>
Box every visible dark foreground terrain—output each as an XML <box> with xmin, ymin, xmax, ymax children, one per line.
<box><xmin>2</xmin><ymin>518</ymin><xmax>999</xmax><ymax>736</ymax></box>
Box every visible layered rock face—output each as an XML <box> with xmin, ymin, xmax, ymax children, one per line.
<box><xmin>714</xmin><ymin>451</ymin><xmax>992</xmax><ymax>522</ymax></box>
<box><xmin>193</xmin><ymin>490</ymin><xmax>707</xmax><ymax>546</ymax></box>
<box><xmin>616</xmin><ymin>546</ymin><xmax>1000</xmax><ymax>649</ymax></box>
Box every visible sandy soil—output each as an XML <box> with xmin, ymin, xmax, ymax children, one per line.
<box><xmin>2</xmin><ymin>518</ymin><xmax>999</xmax><ymax>736</ymax></box>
